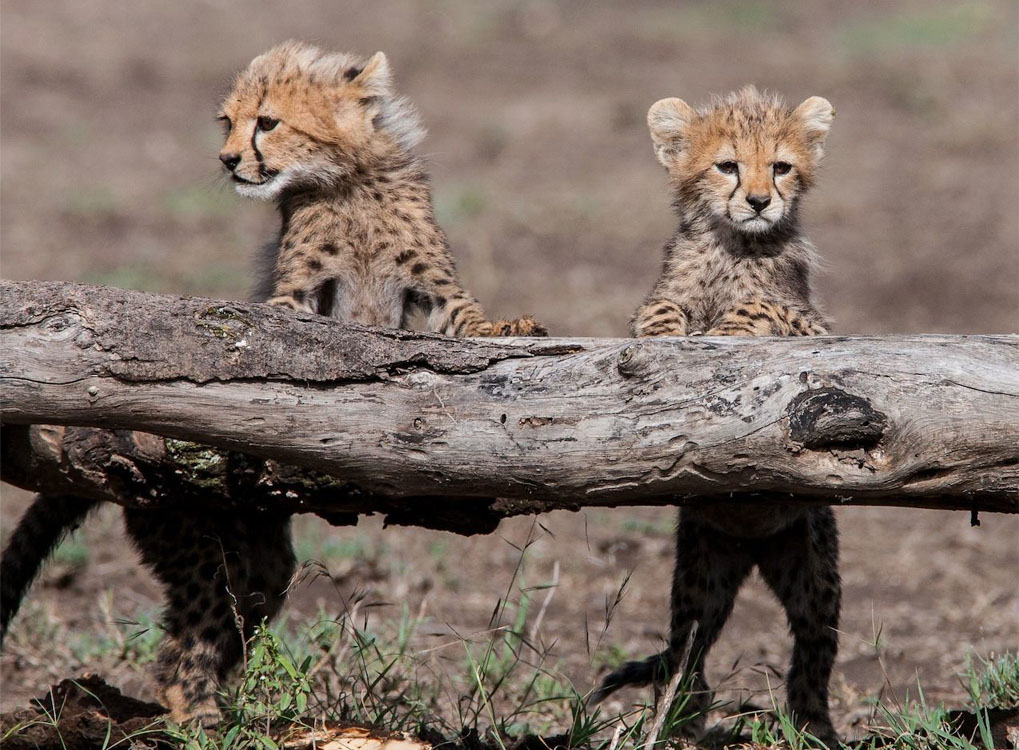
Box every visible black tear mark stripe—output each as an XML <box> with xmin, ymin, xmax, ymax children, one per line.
<box><xmin>728</xmin><ymin>172</ymin><xmax>741</xmax><ymax>202</ymax></box>
<box><xmin>774</xmin><ymin>178</ymin><xmax>786</xmax><ymax>202</ymax></box>
<box><xmin>250</xmin><ymin>95</ymin><xmax>266</xmax><ymax>163</ymax></box>
<box><xmin>251</xmin><ymin>131</ymin><xmax>264</xmax><ymax>164</ymax></box>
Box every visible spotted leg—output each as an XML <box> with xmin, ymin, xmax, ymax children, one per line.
<box><xmin>124</xmin><ymin>510</ymin><xmax>296</xmax><ymax>727</ymax></box>
<box><xmin>755</xmin><ymin>508</ymin><xmax>841</xmax><ymax>748</ymax></box>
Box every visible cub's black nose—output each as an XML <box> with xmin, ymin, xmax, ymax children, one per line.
<box><xmin>219</xmin><ymin>153</ymin><xmax>241</xmax><ymax>171</ymax></box>
<box><xmin>747</xmin><ymin>194</ymin><xmax>771</xmax><ymax>213</ymax></box>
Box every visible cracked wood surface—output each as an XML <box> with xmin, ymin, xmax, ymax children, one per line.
<box><xmin>1</xmin><ymin>280</ymin><xmax>1017</xmax><ymax>518</ymax></box>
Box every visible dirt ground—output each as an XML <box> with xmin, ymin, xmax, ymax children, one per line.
<box><xmin>1</xmin><ymin>0</ymin><xmax>1017</xmax><ymax>742</ymax></box>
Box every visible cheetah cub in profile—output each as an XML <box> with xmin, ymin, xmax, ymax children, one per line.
<box><xmin>0</xmin><ymin>41</ymin><xmax>548</xmax><ymax>731</ymax></box>
<box><xmin>593</xmin><ymin>87</ymin><xmax>841</xmax><ymax>747</ymax></box>
<box><xmin>141</xmin><ymin>40</ymin><xmax>544</xmax><ymax>724</ymax></box>
<box><xmin>220</xmin><ymin>40</ymin><xmax>545</xmax><ymax>335</ymax></box>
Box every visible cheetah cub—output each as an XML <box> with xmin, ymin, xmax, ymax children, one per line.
<box><xmin>141</xmin><ymin>41</ymin><xmax>546</xmax><ymax>725</ymax></box>
<box><xmin>0</xmin><ymin>41</ymin><xmax>547</xmax><ymax>731</ymax></box>
<box><xmin>219</xmin><ymin>40</ymin><xmax>544</xmax><ymax>335</ymax></box>
<box><xmin>593</xmin><ymin>87</ymin><xmax>841</xmax><ymax>747</ymax></box>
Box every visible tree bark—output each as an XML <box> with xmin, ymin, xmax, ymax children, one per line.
<box><xmin>2</xmin><ymin>280</ymin><xmax>1017</xmax><ymax>520</ymax></box>
<box><xmin>0</xmin><ymin>424</ymin><xmax>504</xmax><ymax>534</ymax></box>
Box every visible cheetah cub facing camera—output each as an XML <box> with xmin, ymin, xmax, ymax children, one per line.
<box><xmin>593</xmin><ymin>87</ymin><xmax>841</xmax><ymax>746</ymax></box>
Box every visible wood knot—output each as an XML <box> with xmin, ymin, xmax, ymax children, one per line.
<box><xmin>787</xmin><ymin>387</ymin><xmax>887</xmax><ymax>450</ymax></box>
<box><xmin>617</xmin><ymin>343</ymin><xmax>649</xmax><ymax>377</ymax></box>
<box><xmin>42</xmin><ymin>313</ymin><xmax>79</xmax><ymax>333</ymax></box>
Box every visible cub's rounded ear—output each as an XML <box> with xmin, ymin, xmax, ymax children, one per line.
<box><xmin>648</xmin><ymin>98</ymin><xmax>695</xmax><ymax>167</ymax></box>
<box><xmin>347</xmin><ymin>51</ymin><xmax>392</xmax><ymax>97</ymax></box>
<box><xmin>794</xmin><ymin>96</ymin><xmax>834</xmax><ymax>156</ymax></box>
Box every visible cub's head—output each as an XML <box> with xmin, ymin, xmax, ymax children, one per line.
<box><xmin>218</xmin><ymin>41</ymin><xmax>423</xmax><ymax>200</ymax></box>
<box><xmin>648</xmin><ymin>86</ymin><xmax>833</xmax><ymax>234</ymax></box>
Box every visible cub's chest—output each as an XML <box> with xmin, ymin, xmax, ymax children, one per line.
<box><xmin>672</xmin><ymin>250</ymin><xmax>773</xmax><ymax>328</ymax></box>
<box><xmin>328</xmin><ymin>271</ymin><xmax>407</xmax><ymax>328</ymax></box>
<box><xmin>311</xmin><ymin>241</ymin><xmax>413</xmax><ymax>328</ymax></box>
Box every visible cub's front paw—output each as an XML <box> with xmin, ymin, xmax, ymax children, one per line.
<box><xmin>497</xmin><ymin>315</ymin><xmax>548</xmax><ymax>337</ymax></box>
<box><xmin>267</xmin><ymin>295</ymin><xmax>313</xmax><ymax>313</ymax></box>
<box><xmin>803</xmin><ymin>321</ymin><xmax>829</xmax><ymax>336</ymax></box>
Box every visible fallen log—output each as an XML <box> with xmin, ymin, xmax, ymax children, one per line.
<box><xmin>2</xmin><ymin>280</ymin><xmax>1017</xmax><ymax>519</ymax></box>
<box><xmin>0</xmin><ymin>424</ymin><xmax>504</xmax><ymax>534</ymax></box>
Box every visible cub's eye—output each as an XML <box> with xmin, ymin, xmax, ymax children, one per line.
<box><xmin>256</xmin><ymin>116</ymin><xmax>280</xmax><ymax>132</ymax></box>
<box><xmin>715</xmin><ymin>161</ymin><xmax>739</xmax><ymax>175</ymax></box>
<box><xmin>773</xmin><ymin>161</ymin><xmax>792</xmax><ymax>176</ymax></box>
<box><xmin>217</xmin><ymin>115</ymin><xmax>231</xmax><ymax>131</ymax></box>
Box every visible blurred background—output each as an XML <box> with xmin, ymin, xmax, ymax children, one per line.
<box><xmin>2</xmin><ymin>0</ymin><xmax>1017</xmax><ymax>739</ymax></box>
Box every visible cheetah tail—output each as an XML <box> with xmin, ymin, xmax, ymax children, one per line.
<box><xmin>588</xmin><ymin>650</ymin><xmax>670</xmax><ymax>705</ymax></box>
<box><xmin>1</xmin><ymin>494</ymin><xmax>99</xmax><ymax>643</ymax></box>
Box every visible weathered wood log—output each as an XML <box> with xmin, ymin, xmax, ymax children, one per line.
<box><xmin>2</xmin><ymin>280</ymin><xmax>1017</xmax><ymax>517</ymax></box>
<box><xmin>0</xmin><ymin>424</ymin><xmax>504</xmax><ymax>534</ymax></box>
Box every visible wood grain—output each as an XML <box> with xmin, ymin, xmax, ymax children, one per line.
<box><xmin>2</xmin><ymin>280</ymin><xmax>1016</xmax><ymax>522</ymax></box>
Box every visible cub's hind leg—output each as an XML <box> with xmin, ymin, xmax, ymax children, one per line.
<box><xmin>124</xmin><ymin>510</ymin><xmax>295</xmax><ymax>727</ymax></box>
<box><xmin>594</xmin><ymin>511</ymin><xmax>753</xmax><ymax>736</ymax></box>
<box><xmin>755</xmin><ymin>508</ymin><xmax>841</xmax><ymax>747</ymax></box>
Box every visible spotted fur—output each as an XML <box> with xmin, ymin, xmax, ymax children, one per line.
<box><xmin>219</xmin><ymin>40</ymin><xmax>545</xmax><ymax>336</ymax></box>
<box><xmin>145</xmin><ymin>42</ymin><xmax>541</xmax><ymax>725</ymax></box>
<box><xmin>123</xmin><ymin>508</ymin><xmax>295</xmax><ymax>727</ymax></box>
<box><xmin>596</xmin><ymin>87</ymin><xmax>841</xmax><ymax>748</ymax></box>
<box><xmin>631</xmin><ymin>86</ymin><xmax>832</xmax><ymax>338</ymax></box>
<box><xmin>149</xmin><ymin>42</ymin><xmax>544</xmax><ymax>725</ymax></box>
<box><xmin>1</xmin><ymin>41</ymin><xmax>546</xmax><ymax>729</ymax></box>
